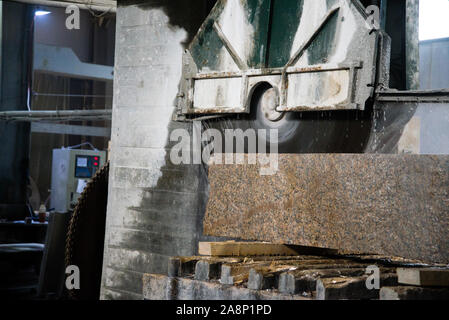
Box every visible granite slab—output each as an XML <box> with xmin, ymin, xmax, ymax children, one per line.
<box><xmin>203</xmin><ymin>154</ymin><xmax>449</xmax><ymax>264</ymax></box>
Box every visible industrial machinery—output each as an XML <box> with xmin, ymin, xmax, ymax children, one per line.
<box><xmin>175</xmin><ymin>0</ymin><xmax>448</xmax><ymax>153</ymax></box>
<box><xmin>64</xmin><ymin>0</ymin><xmax>449</xmax><ymax>300</ymax></box>
<box><xmin>178</xmin><ymin>0</ymin><xmax>377</xmax><ymax>114</ymax></box>
<box><xmin>50</xmin><ymin>147</ymin><xmax>106</xmax><ymax>213</ymax></box>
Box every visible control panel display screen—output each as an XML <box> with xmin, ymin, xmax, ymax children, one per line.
<box><xmin>77</xmin><ymin>157</ymin><xmax>88</xmax><ymax>167</ymax></box>
<box><xmin>75</xmin><ymin>155</ymin><xmax>100</xmax><ymax>178</ymax></box>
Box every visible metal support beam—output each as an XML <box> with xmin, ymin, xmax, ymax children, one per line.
<box><xmin>0</xmin><ymin>109</ymin><xmax>112</xmax><ymax>121</ymax></box>
<box><xmin>34</xmin><ymin>44</ymin><xmax>114</xmax><ymax>81</ymax></box>
<box><xmin>376</xmin><ymin>89</ymin><xmax>449</xmax><ymax>103</ymax></box>
<box><xmin>31</xmin><ymin>122</ymin><xmax>110</xmax><ymax>137</ymax></box>
<box><xmin>213</xmin><ymin>22</ymin><xmax>248</xmax><ymax>71</ymax></box>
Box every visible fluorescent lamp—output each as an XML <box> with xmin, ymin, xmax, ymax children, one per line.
<box><xmin>35</xmin><ymin>10</ymin><xmax>51</xmax><ymax>16</ymax></box>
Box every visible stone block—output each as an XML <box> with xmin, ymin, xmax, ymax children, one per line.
<box><xmin>204</xmin><ymin>154</ymin><xmax>449</xmax><ymax>264</ymax></box>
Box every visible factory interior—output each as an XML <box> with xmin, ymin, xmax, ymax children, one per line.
<box><xmin>0</xmin><ymin>0</ymin><xmax>449</xmax><ymax>305</ymax></box>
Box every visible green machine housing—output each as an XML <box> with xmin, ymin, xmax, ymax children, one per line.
<box><xmin>176</xmin><ymin>0</ymin><xmax>418</xmax><ymax>117</ymax></box>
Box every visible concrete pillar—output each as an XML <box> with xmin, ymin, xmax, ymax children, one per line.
<box><xmin>405</xmin><ymin>0</ymin><xmax>420</xmax><ymax>90</ymax></box>
<box><xmin>100</xmin><ymin>1</ymin><xmax>215</xmax><ymax>300</ymax></box>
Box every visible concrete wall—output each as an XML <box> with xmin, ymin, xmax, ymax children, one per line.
<box><xmin>100</xmin><ymin>1</ymin><xmax>216</xmax><ymax>300</ymax></box>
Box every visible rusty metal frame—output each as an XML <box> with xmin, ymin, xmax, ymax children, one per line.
<box><xmin>184</xmin><ymin>61</ymin><xmax>365</xmax><ymax>114</ymax></box>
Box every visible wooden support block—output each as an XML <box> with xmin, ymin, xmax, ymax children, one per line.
<box><xmin>316</xmin><ymin>274</ymin><xmax>398</xmax><ymax>300</ymax></box>
<box><xmin>199</xmin><ymin>242</ymin><xmax>300</xmax><ymax>257</ymax></box>
<box><xmin>380</xmin><ymin>286</ymin><xmax>449</xmax><ymax>300</ymax></box>
<box><xmin>397</xmin><ymin>268</ymin><xmax>449</xmax><ymax>287</ymax></box>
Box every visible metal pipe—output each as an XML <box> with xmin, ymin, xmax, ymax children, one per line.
<box><xmin>0</xmin><ymin>109</ymin><xmax>112</xmax><ymax>121</ymax></box>
<box><xmin>9</xmin><ymin>0</ymin><xmax>116</xmax><ymax>13</ymax></box>
<box><xmin>33</xmin><ymin>92</ymin><xmax>113</xmax><ymax>98</ymax></box>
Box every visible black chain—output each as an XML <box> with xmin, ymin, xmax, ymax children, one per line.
<box><xmin>65</xmin><ymin>161</ymin><xmax>110</xmax><ymax>300</ymax></box>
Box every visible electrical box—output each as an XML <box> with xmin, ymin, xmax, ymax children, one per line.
<box><xmin>50</xmin><ymin>148</ymin><xmax>106</xmax><ymax>213</ymax></box>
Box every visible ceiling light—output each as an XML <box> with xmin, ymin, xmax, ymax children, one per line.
<box><xmin>35</xmin><ymin>10</ymin><xmax>51</xmax><ymax>16</ymax></box>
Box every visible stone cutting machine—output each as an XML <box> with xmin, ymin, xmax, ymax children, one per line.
<box><xmin>175</xmin><ymin>0</ymin><xmax>448</xmax><ymax>153</ymax></box>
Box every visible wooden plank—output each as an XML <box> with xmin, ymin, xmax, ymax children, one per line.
<box><xmin>199</xmin><ymin>242</ymin><xmax>297</xmax><ymax>256</ymax></box>
<box><xmin>198</xmin><ymin>241</ymin><xmax>336</xmax><ymax>257</ymax></box>
<box><xmin>397</xmin><ymin>268</ymin><xmax>449</xmax><ymax>287</ymax></box>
